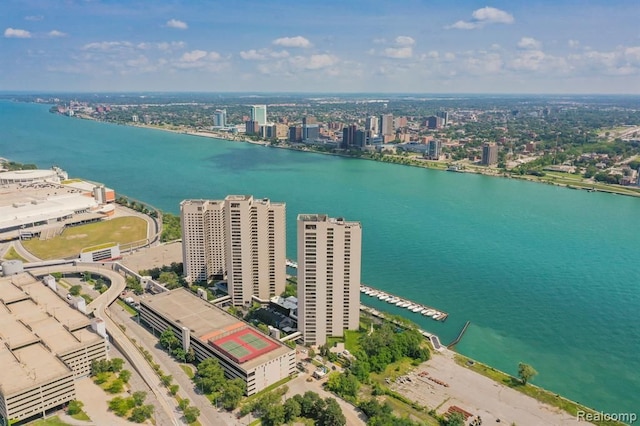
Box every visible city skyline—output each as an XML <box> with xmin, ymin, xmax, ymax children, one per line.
<box><xmin>2</xmin><ymin>0</ymin><xmax>640</xmax><ymax>94</ymax></box>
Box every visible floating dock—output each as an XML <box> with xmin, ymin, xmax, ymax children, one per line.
<box><xmin>360</xmin><ymin>285</ymin><xmax>448</xmax><ymax>322</ymax></box>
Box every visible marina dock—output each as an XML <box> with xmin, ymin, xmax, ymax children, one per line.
<box><xmin>286</xmin><ymin>258</ymin><xmax>448</xmax><ymax>323</ymax></box>
<box><xmin>360</xmin><ymin>285</ymin><xmax>449</xmax><ymax>322</ymax></box>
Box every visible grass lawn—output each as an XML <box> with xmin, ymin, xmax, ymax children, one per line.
<box><xmin>22</xmin><ymin>216</ymin><xmax>147</xmax><ymax>259</ymax></box>
<box><xmin>180</xmin><ymin>364</ymin><xmax>195</xmax><ymax>379</ymax></box>
<box><xmin>70</xmin><ymin>410</ymin><xmax>91</xmax><ymax>421</ymax></box>
<box><xmin>117</xmin><ymin>299</ymin><xmax>138</xmax><ymax>315</ymax></box>
<box><xmin>344</xmin><ymin>330</ymin><xmax>362</xmax><ymax>353</ymax></box>
<box><xmin>370</xmin><ymin>358</ymin><xmax>415</xmax><ymax>383</ymax></box>
<box><xmin>29</xmin><ymin>416</ymin><xmax>72</xmax><ymax>426</ymax></box>
<box><xmin>453</xmin><ymin>354</ymin><xmax>625</xmax><ymax>426</ymax></box>
<box><xmin>3</xmin><ymin>246</ymin><xmax>28</xmax><ymax>262</ymax></box>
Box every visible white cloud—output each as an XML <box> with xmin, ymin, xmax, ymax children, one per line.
<box><xmin>166</xmin><ymin>19</ymin><xmax>188</xmax><ymax>30</ymax></box>
<box><xmin>273</xmin><ymin>36</ymin><xmax>312</xmax><ymax>48</ymax></box>
<box><xmin>447</xmin><ymin>7</ymin><xmax>514</xmax><ymax>30</ymax></box>
<box><xmin>83</xmin><ymin>41</ymin><xmax>133</xmax><ymax>51</ymax></box>
<box><xmin>395</xmin><ymin>36</ymin><xmax>415</xmax><ymax>46</ymax></box>
<box><xmin>518</xmin><ymin>37</ymin><xmax>542</xmax><ymax>50</ymax></box>
<box><xmin>25</xmin><ymin>15</ymin><xmax>43</xmax><ymax>22</ymax></box>
<box><xmin>180</xmin><ymin>50</ymin><xmax>208</xmax><ymax>62</ymax></box>
<box><xmin>240</xmin><ymin>48</ymin><xmax>290</xmax><ymax>60</ymax></box>
<box><xmin>568</xmin><ymin>39</ymin><xmax>580</xmax><ymax>48</ymax></box>
<box><xmin>240</xmin><ymin>49</ymin><xmax>266</xmax><ymax>60</ymax></box>
<box><xmin>47</xmin><ymin>30</ymin><xmax>67</xmax><ymax>38</ymax></box>
<box><xmin>383</xmin><ymin>47</ymin><xmax>413</xmax><ymax>59</ymax></box>
<box><xmin>4</xmin><ymin>28</ymin><xmax>32</xmax><ymax>38</ymax></box>
<box><xmin>290</xmin><ymin>54</ymin><xmax>338</xmax><ymax>70</ymax></box>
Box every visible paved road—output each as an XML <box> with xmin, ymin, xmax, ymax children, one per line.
<box><xmin>109</xmin><ymin>303</ymin><xmax>239</xmax><ymax>426</ymax></box>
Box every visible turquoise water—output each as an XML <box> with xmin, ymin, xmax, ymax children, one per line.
<box><xmin>2</xmin><ymin>101</ymin><xmax>639</xmax><ymax>416</ymax></box>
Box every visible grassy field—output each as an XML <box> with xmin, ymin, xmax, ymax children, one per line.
<box><xmin>22</xmin><ymin>216</ymin><xmax>147</xmax><ymax>260</ymax></box>
<box><xmin>70</xmin><ymin>410</ymin><xmax>91</xmax><ymax>421</ymax></box>
<box><xmin>117</xmin><ymin>299</ymin><xmax>138</xmax><ymax>315</ymax></box>
<box><xmin>29</xmin><ymin>417</ymin><xmax>72</xmax><ymax>426</ymax></box>
<box><xmin>453</xmin><ymin>354</ymin><xmax>625</xmax><ymax>426</ymax></box>
<box><xmin>180</xmin><ymin>364</ymin><xmax>195</xmax><ymax>379</ymax></box>
<box><xmin>2</xmin><ymin>246</ymin><xmax>27</xmax><ymax>262</ymax></box>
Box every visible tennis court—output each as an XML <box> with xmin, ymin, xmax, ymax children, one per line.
<box><xmin>210</xmin><ymin>328</ymin><xmax>279</xmax><ymax>364</ymax></box>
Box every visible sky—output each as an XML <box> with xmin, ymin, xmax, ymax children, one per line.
<box><xmin>1</xmin><ymin>0</ymin><xmax>640</xmax><ymax>94</ymax></box>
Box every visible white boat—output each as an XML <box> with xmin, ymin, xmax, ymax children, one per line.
<box><xmin>388</xmin><ymin>297</ymin><xmax>399</xmax><ymax>304</ymax></box>
<box><xmin>406</xmin><ymin>304</ymin><xmax>416</xmax><ymax>310</ymax></box>
<box><xmin>395</xmin><ymin>300</ymin><xmax>405</xmax><ymax>306</ymax></box>
<box><xmin>419</xmin><ymin>308</ymin><xmax>429</xmax><ymax>314</ymax></box>
<box><xmin>431</xmin><ymin>311</ymin><xmax>441</xmax><ymax>318</ymax></box>
<box><xmin>370</xmin><ymin>291</ymin><xmax>380</xmax><ymax>297</ymax></box>
<box><xmin>378</xmin><ymin>295</ymin><xmax>390</xmax><ymax>301</ymax></box>
<box><xmin>411</xmin><ymin>306</ymin><xmax>423</xmax><ymax>313</ymax></box>
<box><xmin>424</xmin><ymin>309</ymin><xmax>436</xmax><ymax>316</ymax></box>
<box><xmin>360</xmin><ymin>287</ymin><xmax>368</xmax><ymax>293</ymax></box>
<box><xmin>400</xmin><ymin>302</ymin><xmax>411</xmax><ymax>308</ymax></box>
<box><xmin>364</xmin><ymin>290</ymin><xmax>373</xmax><ymax>295</ymax></box>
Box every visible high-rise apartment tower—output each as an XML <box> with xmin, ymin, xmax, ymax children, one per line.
<box><xmin>297</xmin><ymin>214</ymin><xmax>361</xmax><ymax>346</ymax></box>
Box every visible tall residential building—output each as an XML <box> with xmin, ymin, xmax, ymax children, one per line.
<box><xmin>436</xmin><ymin>111</ymin><xmax>449</xmax><ymax>126</ymax></box>
<box><xmin>303</xmin><ymin>124</ymin><xmax>319</xmax><ymax>141</ymax></box>
<box><xmin>481</xmin><ymin>143</ymin><xmax>499</xmax><ymax>166</ymax></box>
<box><xmin>289</xmin><ymin>125</ymin><xmax>302</xmax><ymax>143</ymax></box>
<box><xmin>380</xmin><ymin>113</ymin><xmax>394</xmax><ymax>137</ymax></box>
<box><xmin>365</xmin><ymin>116</ymin><xmax>378</xmax><ymax>135</ymax></box>
<box><xmin>250</xmin><ymin>105</ymin><xmax>267</xmax><ymax>126</ymax></box>
<box><xmin>302</xmin><ymin>115</ymin><xmax>317</xmax><ymax>126</ymax></box>
<box><xmin>426</xmin><ymin>116</ymin><xmax>444</xmax><ymax>130</ymax></box>
<box><xmin>224</xmin><ymin>195</ymin><xmax>286</xmax><ymax>306</ymax></box>
<box><xmin>213</xmin><ymin>109</ymin><xmax>227</xmax><ymax>127</ymax></box>
<box><xmin>181</xmin><ymin>200</ymin><xmax>226</xmax><ymax>283</ymax></box>
<box><xmin>426</xmin><ymin>139</ymin><xmax>442</xmax><ymax>160</ymax></box>
<box><xmin>297</xmin><ymin>214</ymin><xmax>362</xmax><ymax>346</ymax></box>
<box><xmin>180</xmin><ymin>196</ymin><xmax>286</xmax><ymax>305</ymax></box>
<box><xmin>342</xmin><ymin>124</ymin><xmax>357</xmax><ymax>149</ymax></box>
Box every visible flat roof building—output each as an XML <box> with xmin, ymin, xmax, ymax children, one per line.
<box><xmin>0</xmin><ymin>273</ymin><xmax>107</xmax><ymax>424</ymax></box>
<box><xmin>297</xmin><ymin>214</ymin><xmax>362</xmax><ymax>346</ymax></box>
<box><xmin>139</xmin><ymin>288</ymin><xmax>295</xmax><ymax>395</ymax></box>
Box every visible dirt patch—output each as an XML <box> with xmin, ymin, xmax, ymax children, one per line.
<box><xmin>66</xmin><ymin>234</ymin><xmax>88</xmax><ymax>239</ymax></box>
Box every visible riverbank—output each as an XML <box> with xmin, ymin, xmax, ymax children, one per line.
<box><xmin>77</xmin><ymin>116</ymin><xmax>640</xmax><ymax>199</ymax></box>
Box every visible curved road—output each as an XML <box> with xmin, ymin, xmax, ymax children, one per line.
<box><xmin>27</xmin><ymin>264</ymin><xmax>182</xmax><ymax>426</ymax></box>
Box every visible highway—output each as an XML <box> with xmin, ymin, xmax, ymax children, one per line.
<box><xmin>28</xmin><ymin>264</ymin><xmax>183</xmax><ymax>426</ymax></box>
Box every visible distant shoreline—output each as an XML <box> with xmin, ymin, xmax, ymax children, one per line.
<box><xmin>65</xmin><ymin>112</ymin><xmax>640</xmax><ymax>199</ymax></box>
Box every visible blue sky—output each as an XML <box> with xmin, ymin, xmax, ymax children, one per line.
<box><xmin>2</xmin><ymin>0</ymin><xmax>640</xmax><ymax>93</ymax></box>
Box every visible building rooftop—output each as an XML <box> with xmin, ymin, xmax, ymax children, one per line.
<box><xmin>298</xmin><ymin>214</ymin><xmax>361</xmax><ymax>227</ymax></box>
<box><xmin>142</xmin><ymin>288</ymin><xmax>293</xmax><ymax>370</ymax></box>
<box><xmin>0</xmin><ymin>273</ymin><xmax>102</xmax><ymax>395</ymax></box>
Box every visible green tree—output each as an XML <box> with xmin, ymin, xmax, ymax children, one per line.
<box><xmin>283</xmin><ymin>398</ymin><xmax>301</xmax><ymax>422</ymax></box>
<box><xmin>194</xmin><ymin>358</ymin><xmax>225</xmax><ymax>394</ymax></box>
<box><xmin>183</xmin><ymin>406</ymin><xmax>200</xmax><ymax>423</ymax></box>
<box><xmin>107</xmin><ymin>379</ymin><xmax>124</xmax><ymax>394</ymax></box>
<box><xmin>110</xmin><ymin>358</ymin><xmax>125</xmax><ymax>372</ymax></box>
<box><xmin>129</xmin><ymin>405</ymin><xmax>154</xmax><ymax>423</ymax></box>
<box><xmin>119</xmin><ymin>369</ymin><xmax>131</xmax><ymax>383</ymax></box>
<box><xmin>518</xmin><ymin>362</ymin><xmax>538</xmax><ymax>385</ymax></box>
<box><xmin>444</xmin><ymin>412</ymin><xmax>465</xmax><ymax>426</ymax></box>
<box><xmin>219</xmin><ymin>379</ymin><xmax>245</xmax><ymax>410</ymax></box>
<box><xmin>262</xmin><ymin>404</ymin><xmax>285</xmax><ymax>426</ymax></box>
<box><xmin>161</xmin><ymin>374</ymin><xmax>173</xmax><ymax>386</ymax></box>
<box><xmin>67</xmin><ymin>400</ymin><xmax>84</xmax><ymax>415</ymax></box>
<box><xmin>108</xmin><ymin>397</ymin><xmax>131</xmax><ymax>417</ymax></box>
<box><xmin>132</xmin><ymin>391</ymin><xmax>147</xmax><ymax>407</ymax></box>
<box><xmin>160</xmin><ymin>327</ymin><xmax>180</xmax><ymax>351</ymax></box>
<box><xmin>69</xmin><ymin>285</ymin><xmax>82</xmax><ymax>296</ymax></box>
<box><xmin>320</xmin><ymin>398</ymin><xmax>346</xmax><ymax>426</ymax></box>
<box><xmin>169</xmin><ymin>384</ymin><xmax>179</xmax><ymax>396</ymax></box>
<box><xmin>178</xmin><ymin>398</ymin><xmax>190</xmax><ymax>412</ymax></box>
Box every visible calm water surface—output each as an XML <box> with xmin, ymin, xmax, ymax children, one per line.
<box><xmin>1</xmin><ymin>101</ymin><xmax>639</xmax><ymax>415</ymax></box>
